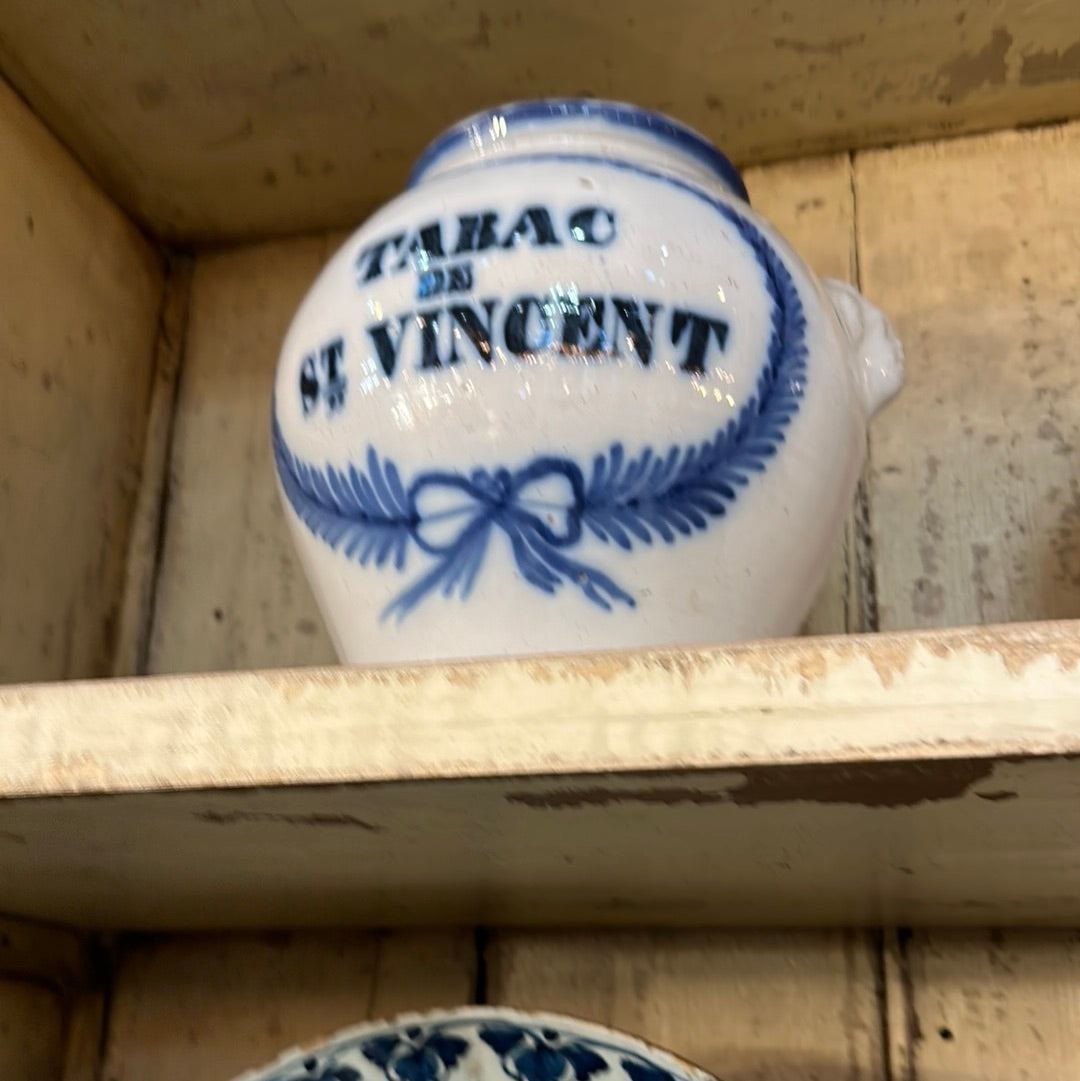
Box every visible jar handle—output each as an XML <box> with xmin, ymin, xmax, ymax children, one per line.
<box><xmin>822</xmin><ymin>278</ymin><xmax>904</xmax><ymax>416</ymax></box>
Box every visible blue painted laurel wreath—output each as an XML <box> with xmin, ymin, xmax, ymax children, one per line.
<box><xmin>277</xmin><ymin>1021</ymin><xmax>685</xmax><ymax>1081</ymax></box>
<box><xmin>273</xmin><ymin>193</ymin><xmax>807</xmax><ymax>623</ymax></box>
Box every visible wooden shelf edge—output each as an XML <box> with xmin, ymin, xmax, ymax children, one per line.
<box><xmin>3</xmin><ymin>620</ymin><xmax>1080</xmax><ymax>801</ymax></box>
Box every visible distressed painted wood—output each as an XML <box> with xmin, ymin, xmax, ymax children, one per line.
<box><xmin>1</xmin><ymin>624</ymin><xmax>1080</xmax><ymax>927</ymax></box>
<box><xmin>745</xmin><ymin>154</ymin><xmax>856</xmax><ymax>286</ymax></box>
<box><xmin>4</xmin><ymin>750</ymin><xmax>1080</xmax><ymax>930</ymax></box>
<box><xmin>0</xmin><ymin>77</ymin><xmax>164</xmax><ymax>684</ymax></box>
<box><xmin>490</xmin><ymin>930</ymin><xmax>884</xmax><ymax>1081</ymax></box>
<box><xmin>856</xmin><ymin>120</ymin><xmax>1080</xmax><ymax>631</ymax></box>
<box><xmin>147</xmin><ymin>237</ymin><xmax>338</xmax><ymax>675</ymax></box>
<box><xmin>1</xmin><ymin>2</ymin><xmax>1079</xmax><ymax>241</ymax></box>
<box><xmin>0</xmin><ymin>979</ymin><xmax>65</xmax><ymax>1081</ymax></box>
<box><xmin>7</xmin><ymin>621</ymin><xmax>1080</xmax><ymax>799</ymax></box>
<box><xmin>885</xmin><ymin>930</ymin><xmax>1080</xmax><ymax>1081</ymax></box>
<box><xmin>101</xmin><ymin>930</ymin><xmax>475</xmax><ymax>1081</ymax></box>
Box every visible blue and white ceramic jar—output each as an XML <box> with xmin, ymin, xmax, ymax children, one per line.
<box><xmin>273</xmin><ymin>99</ymin><xmax>902</xmax><ymax>665</ymax></box>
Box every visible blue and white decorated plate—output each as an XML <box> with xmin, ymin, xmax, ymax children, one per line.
<box><xmin>232</xmin><ymin>1009</ymin><xmax>715</xmax><ymax>1081</ymax></box>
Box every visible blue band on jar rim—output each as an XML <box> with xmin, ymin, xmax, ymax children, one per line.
<box><xmin>407</xmin><ymin>98</ymin><xmax>749</xmax><ymax>204</ymax></box>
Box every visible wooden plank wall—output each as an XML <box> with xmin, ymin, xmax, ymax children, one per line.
<box><xmin>3</xmin><ymin>921</ymin><xmax>1079</xmax><ymax>1081</ymax></box>
<box><xmin>97</xmin><ymin>931</ymin><xmax>475</xmax><ymax>1081</ymax></box>
<box><xmin>885</xmin><ymin>930</ymin><xmax>1080</xmax><ymax>1080</ymax></box>
<box><xmin>1</xmin><ymin>922</ymin><xmax>1073</xmax><ymax>1081</ymax></box>
<box><xmin>69</xmin><ymin>928</ymin><xmax>888</xmax><ymax>1081</ymax></box>
<box><xmin>0</xmin><ymin>78</ymin><xmax>164</xmax><ymax>683</ymax></box>
<box><xmin>75</xmin><ymin>928</ymin><xmax>1080</xmax><ymax>1081</ymax></box>
<box><xmin>489</xmin><ymin>930</ymin><xmax>887</xmax><ymax>1081</ymax></box>
<box><xmin>860</xmin><ymin>124</ymin><xmax>1080</xmax><ymax>630</ymax></box>
<box><xmin>1</xmin><ymin>0</ymin><xmax>1079</xmax><ymax>242</ymax></box>
<box><xmin>146</xmin><ymin>236</ymin><xmax>339</xmax><ymax>673</ymax></box>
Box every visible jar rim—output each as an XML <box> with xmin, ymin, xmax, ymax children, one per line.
<box><xmin>407</xmin><ymin>98</ymin><xmax>749</xmax><ymax>203</ymax></box>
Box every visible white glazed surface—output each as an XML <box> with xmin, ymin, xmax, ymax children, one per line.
<box><xmin>230</xmin><ymin>1006</ymin><xmax>717</xmax><ymax>1081</ymax></box>
<box><xmin>273</xmin><ymin>103</ymin><xmax>902</xmax><ymax>665</ymax></box>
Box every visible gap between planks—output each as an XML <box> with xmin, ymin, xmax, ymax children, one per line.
<box><xmin>110</xmin><ymin>254</ymin><xmax>194</xmax><ymax>678</ymax></box>
<box><xmin>884</xmin><ymin>928</ymin><xmax>1080</xmax><ymax>1081</ymax></box>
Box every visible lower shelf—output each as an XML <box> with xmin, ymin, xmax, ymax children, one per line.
<box><xmin>2</xmin><ymin>621</ymin><xmax>1080</xmax><ymax>928</ymax></box>
<box><xmin>4</xmin><ymin>926</ymin><xmax>1080</xmax><ymax>1081</ymax></box>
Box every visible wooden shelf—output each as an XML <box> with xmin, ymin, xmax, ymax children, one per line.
<box><xmin>3</xmin><ymin>621</ymin><xmax>1079</xmax><ymax>929</ymax></box>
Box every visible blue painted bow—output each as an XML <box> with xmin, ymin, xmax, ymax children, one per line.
<box><xmin>384</xmin><ymin>457</ymin><xmax>634</xmax><ymax>622</ymax></box>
